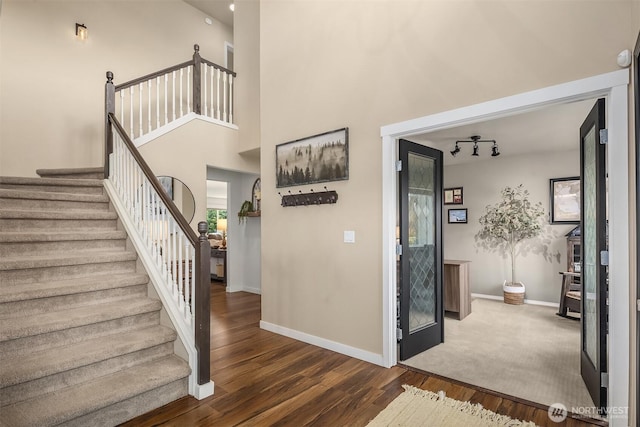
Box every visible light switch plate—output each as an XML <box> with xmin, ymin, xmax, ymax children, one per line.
<box><xmin>344</xmin><ymin>230</ymin><xmax>355</xmax><ymax>243</ymax></box>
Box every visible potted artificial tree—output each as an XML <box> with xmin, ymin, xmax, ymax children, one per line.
<box><xmin>475</xmin><ymin>185</ymin><xmax>545</xmax><ymax>304</ymax></box>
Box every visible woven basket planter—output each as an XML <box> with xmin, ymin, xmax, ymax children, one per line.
<box><xmin>503</xmin><ymin>281</ymin><xmax>525</xmax><ymax>305</ymax></box>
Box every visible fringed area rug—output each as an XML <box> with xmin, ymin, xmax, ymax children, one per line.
<box><xmin>367</xmin><ymin>385</ymin><xmax>539</xmax><ymax>427</ymax></box>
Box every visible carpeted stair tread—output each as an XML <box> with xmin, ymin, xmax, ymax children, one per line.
<box><xmin>0</xmin><ymin>298</ymin><xmax>162</xmax><ymax>341</ymax></box>
<box><xmin>0</xmin><ymin>230</ymin><xmax>126</xmax><ymax>243</ymax></box>
<box><xmin>0</xmin><ymin>176</ymin><xmax>103</xmax><ymax>188</ymax></box>
<box><xmin>0</xmin><ymin>273</ymin><xmax>149</xmax><ymax>303</ymax></box>
<box><xmin>0</xmin><ymin>250</ymin><xmax>136</xmax><ymax>271</ymax></box>
<box><xmin>0</xmin><ymin>325</ymin><xmax>177</xmax><ymax>387</ymax></box>
<box><xmin>36</xmin><ymin>167</ymin><xmax>103</xmax><ymax>179</ymax></box>
<box><xmin>0</xmin><ymin>209</ymin><xmax>117</xmax><ymax>220</ymax></box>
<box><xmin>0</xmin><ymin>355</ymin><xmax>190</xmax><ymax>427</ymax></box>
<box><xmin>0</xmin><ymin>188</ymin><xmax>109</xmax><ymax>203</ymax></box>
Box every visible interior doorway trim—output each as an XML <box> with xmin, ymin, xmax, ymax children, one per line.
<box><xmin>380</xmin><ymin>69</ymin><xmax>629</xmax><ymax>425</ymax></box>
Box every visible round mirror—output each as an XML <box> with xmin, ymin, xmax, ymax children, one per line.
<box><xmin>158</xmin><ymin>176</ymin><xmax>196</xmax><ymax>223</ymax></box>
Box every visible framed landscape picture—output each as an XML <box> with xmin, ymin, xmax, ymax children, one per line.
<box><xmin>276</xmin><ymin>128</ymin><xmax>349</xmax><ymax>188</ymax></box>
<box><xmin>550</xmin><ymin>177</ymin><xmax>580</xmax><ymax>224</ymax></box>
<box><xmin>448</xmin><ymin>208</ymin><xmax>468</xmax><ymax>224</ymax></box>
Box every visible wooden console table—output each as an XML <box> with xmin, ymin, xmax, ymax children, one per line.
<box><xmin>444</xmin><ymin>260</ymin><xmax>471</xmax><ymax>320</ymax></box>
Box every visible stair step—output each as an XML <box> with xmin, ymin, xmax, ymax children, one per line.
<box><xmin>0</xmin><ymin>176</ymin><xmax>104</xmax><ymax>195</ymax></box>
<box><xmin>0</xmin><ymin>250</ymin><xmax>136</xmax><ymax>272</ymax></box>
<box><xmin>0</xmin><ymin>298</ymin><xmax>162</xmax><ymax>342</ymax></box>
<box><xmin>0</xmin><ymin>209</ymin><xmax>117</xmax><ymax>231</ymax></box>
<box><xmin>0</xmin><ymin>188</ymin><xmax>110</xmax><ymax>210</ymax></box>
<box><xmin>1</xmin><ymin>325</ymin><xmax>176</xmax><ymax>388</ymax></box>
<box><xmin>0</xmin><ymin>310</ymin><xmax>161</xmax><ymax>358</ymax></box>
<box><xmin>36</xmin><ymin>167</ymin><xmax>104</xmax><ymax>180</ymax></box>
<box><xmin>0</xmin><ymin>230</ymin><xmax>127</xmax><ymax>257</ymax></box>
<box><xmin>0</xmin><ymin>355</ymin><xmax>190</xmax><ymax>427</ymax></box>
<box><xmin>0</xmin><ymin>273</ymin><xmax>149</xmax><ymax>304</ymax></box>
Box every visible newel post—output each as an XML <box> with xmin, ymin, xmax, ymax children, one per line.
<box><xmin>195</xmin><ymin>221</ymin><xmax>211</xmax><ymax>384</ymax></box>
<box><xmin>192</xmin><ymin>44</ymin><xmax>202</xmax><ymax>115</ymax></box>
<box><xmin>104</xmin><ymin>71</ymin><xmax>115</xmax><ymax>179</ymax></box>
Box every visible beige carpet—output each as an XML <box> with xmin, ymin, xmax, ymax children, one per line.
<box><xmin>403</xmin><ymin>298</ymin><xmax>595</xmax><ymax>411</ymax></box>
<box><xmin>367</xmin><ymin>385</ymin><xmax>538</xmax><ymax>426</ymax></box>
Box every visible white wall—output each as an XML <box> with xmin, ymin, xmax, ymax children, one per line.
<box><xmin>207</xmin><ymin>167</ymin><xmax>261</xmax><ymax>294</ymax></box>
<box><xmin>441</xmin><ymin>150</ymin><xmax>580</xmax><ymax>303</ymax></box>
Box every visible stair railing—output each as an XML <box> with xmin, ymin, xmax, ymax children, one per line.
<box><xmin>107</xmin><ymin>44</ymin><xmax>236</xmax><ymax>146</ymax></box>
<box><xmin>103</xmin><ymin>110</ymin><xmax>212</xmax><ymax>397</ymax></box>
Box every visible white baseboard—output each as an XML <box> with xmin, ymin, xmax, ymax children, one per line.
<box><xmin>472</xmin><ymin>293</ymin><xmax>559</xmax><ymax>308</ymax></box>
<box><xmin>193</xmin><ymin>380</ymin><xmax>214</xmax><ymax>400</ymax></box>
<box><xmin>259</xmin><ymin>321</ymin><xmax>385</xmax><ymax>367</ymax></box>
<box><xmin>243</xmin><ymin>286</ymin><xmax>261</xmax><ymax>295</ymax></box>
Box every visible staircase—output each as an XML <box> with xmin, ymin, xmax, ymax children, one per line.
<box><xmin>0</xmin><ymin>168</ymin><xmax>190</xmax><ymax>426</ymax></box>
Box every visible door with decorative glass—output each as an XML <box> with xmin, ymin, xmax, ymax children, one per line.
<box><xmin>579</xmin><ymin>98</ymin><xmax>608</xmax><ymax>412</ymax></box>
<box><xmin>398</xmin><ymin>139</ymin><xmax>444</xmax><ymax>360</ymax></box>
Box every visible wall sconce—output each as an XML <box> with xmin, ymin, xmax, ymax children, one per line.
<box><xmin>450</xmin><ymin>135</ymin><xmax>499</xmax><ymax>158</ymax></box>
<box><xmin>76</xmin><ymin>23</ymin><xmax>88</xmax><ymax>41</ymax></box>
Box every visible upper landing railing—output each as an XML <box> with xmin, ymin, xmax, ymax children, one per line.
<box><xmin>106</xmin><ymin>44</ymin><xmax>236</xmax><ymax>145</ymax></box>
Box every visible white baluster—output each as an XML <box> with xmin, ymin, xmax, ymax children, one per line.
<box><xmin>229</xmin><ymin>74</ymin><xmax>233</xmax><ymax>124</ymax></box>
<box><xmin>177</xmin><ymin>233</ymin><xmax>183</xmax><ymax>300</ymax></box>
<box><xmin>139</xmin><ymin>83</ymin><xmax>143</xmax><ymax>137</ymax></box>
<box><xmin>164</xmin><ymin>74</ymin><xmax>168</xmax><ymax>125</ymax></box>
<box><xmin>187</xmin><ymin>66</ymin><xmax>191</xmax><ymax>114</ymax></box>
<box><xmin>179</xmin><ymin>68</ymin><xmax>184</xmax><ymax>117</ymax></box>
<box><xmin>210</xmin><ymin>65</ymin><xmax>214</xmax><ymax>119</ymax></box>
<box><xmin>119</xmin><ymin>91</ymin><xmax>124</xmax><ymax>125</ymax></box>
<box><xmin>129</xmin><ymin>86</ymin><xmax>134</xmax><ymax>138</ymax></box>
<box><xmin>203</xmin><ymin>64</ymin><xmax>208</xmax><ymax>116</ymax></box>
<box><xmin>172</xmin><ymin>71</ymin><xmax>176</xmax><ymax>121</ymax></box>
<box><xmin>147</xmin><ymin>80</ymin><xmax>152</xmax><ymax>134</ymax></box>
<box><xmin>156</xmin><ymin>76</ymin><xmax>160</xmax><ymax>130</ymax></box>
<box><xmin>216</xmin><ymin>68</ymin><xmax>221</xmax><ymax>120</ymax></box>
<box><xmin>223</xmin><ymin>72</ymin><xmax>228</xmax><ymax>122</ymax></box>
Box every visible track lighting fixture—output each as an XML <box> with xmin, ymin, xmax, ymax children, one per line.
<box><xmin>450</xmin><ymin>135</ymin><xmax>499</xmax><ymax>158</ymax></box>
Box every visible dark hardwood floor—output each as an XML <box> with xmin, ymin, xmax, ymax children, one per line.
<box><xmin>121</xmin><ymin>283</ymin><xmax>604</xmax><ymax>426</ymax></box>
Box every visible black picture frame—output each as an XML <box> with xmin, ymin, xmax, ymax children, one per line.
<box><xmin>443</xmin><ymin>187</ymin><xmax>463</xmax><ymax>205</ymax></box>
<box><xmin>276</xmin><ymin>127</ymin><xmax>349</xmax><ymax>188</ymax></box>
<box><xmin>448</xmin><ymin>208</ymin><xmax>467</xmax><ymax>224</ymax></box>
<box><xmin>550</xmin><ymin>177</ymin><xmax>580</xmax><ymax>224</ymax></box>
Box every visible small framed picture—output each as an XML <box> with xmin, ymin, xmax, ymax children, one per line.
<box><xmin>444</xmin><ymin>187</ymin><xmax>463</xmax><ymax>205</ymax></box>
<box><xmin>448</xmin><ymin>208</ymin><xmax>468</xmax><ymax>224</ymax></box>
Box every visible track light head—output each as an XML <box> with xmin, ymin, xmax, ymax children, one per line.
<box><xmin>450</xmin><ymin>143</ymin><xmax>461</xmax><ymax>157</ymax></box>
<box><xmin>472</xmin><ymin>143</ymin><xmax>479</xmax><ymax>156</ymax></box>
<box><xmin>491</xmin><ymin>143</ymin><xmax>500</xmax><ymax>157</ymax></box>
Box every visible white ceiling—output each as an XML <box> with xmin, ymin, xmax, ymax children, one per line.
<box><xmin>183</xmin><ymin>0</ymin><xmax>234</xmax><ymax>27</ymax></box>
<box><xmin>407</xmin><ymin>99</ymin><xmax>596</xmax><ymax>166</ymax></box>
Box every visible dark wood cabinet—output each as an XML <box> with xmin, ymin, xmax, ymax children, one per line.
<box><xmin>211</xmin><ymin>248</ymin><xmax>227</xmax><ymax>282</ymax></box>
<box><xmin>566</xmin><ymin>226</ymin><xmax>581</xmax><ymax>284</ymax></box>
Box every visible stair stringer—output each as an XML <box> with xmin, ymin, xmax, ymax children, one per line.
<box><xmin>103</xmin><ymin>179</ymin><xmax>214</xmax><ymax>400</ymax></box>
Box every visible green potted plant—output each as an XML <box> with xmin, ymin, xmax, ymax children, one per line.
<box><xmin>475</xmin><ymin>185</ymin><xmax>545</xmax><ymax>304</ymax></box>
<box><xmin>237</xmin><ymin>200</ymin><xmax>254</xmax><ymax>224</ymax></box>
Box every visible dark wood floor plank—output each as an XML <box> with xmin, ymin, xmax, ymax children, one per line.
<box><xmin>121</xmin><ymin>283</ymin><xmax>604</xmax><ymax>427</ymax></box>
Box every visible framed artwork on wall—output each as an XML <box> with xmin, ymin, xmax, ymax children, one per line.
<box><xmin>448</xmin><ymin>208</ymin><xmax>468</xmax><ymax>224</ymax></box>
<box><xmin>444</xmin><ymin>187</ymin><xmax>463</xmax><ymax>205</ymax></box>
<box><xmin>276</xmin><ymin>127</ymin><xmax>349</xmax><ymax>188</ymax></box>
<box><xmin>549</xmin><ymin>176</ymin><xmax>580</xmax><ymax>224</ymax></box>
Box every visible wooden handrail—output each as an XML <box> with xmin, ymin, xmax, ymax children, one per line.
<box><xmin>201</xmin><ymin>58</ymin><xmax>236</xmax><ymax>76</ymax></box>
<box><xmin>114</xmin><ymin>60</ymin><xmax>194</xmax><ymax>92</ymax></box>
